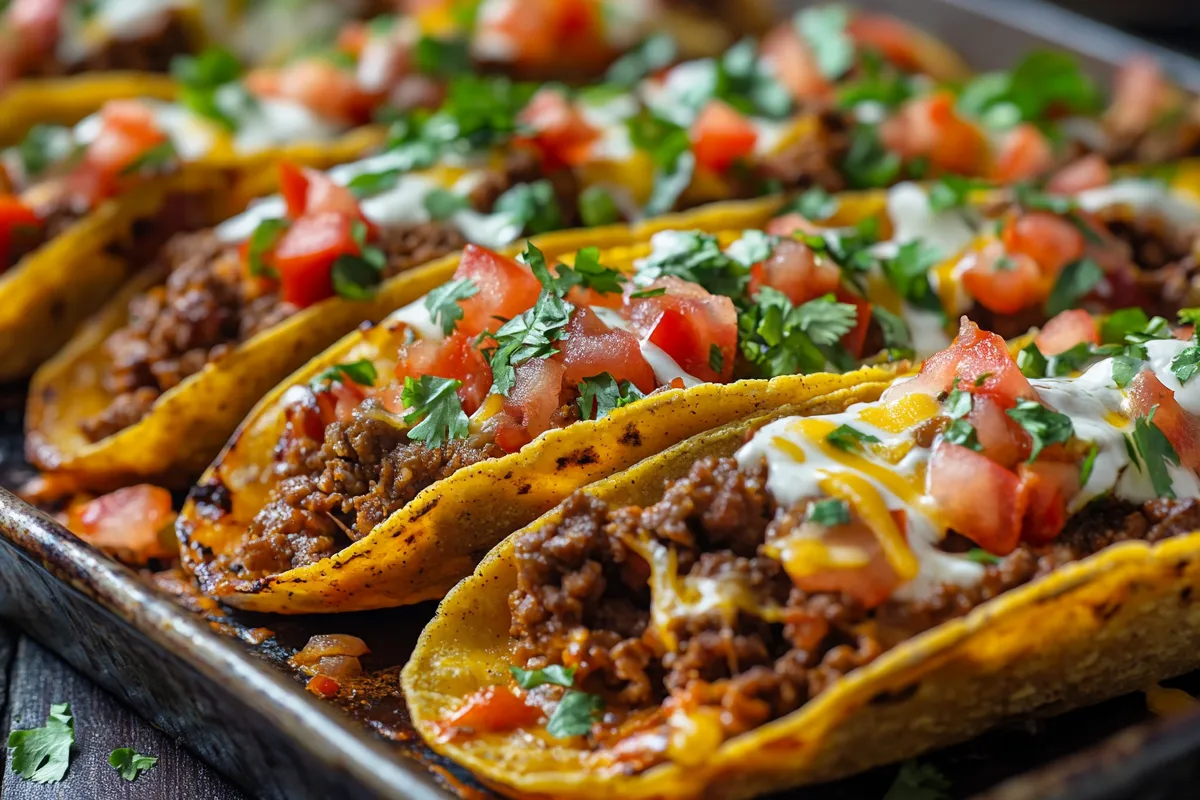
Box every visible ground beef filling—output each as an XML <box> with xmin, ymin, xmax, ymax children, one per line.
<box><xmin>28</xmin><ymin>15</ymin><xmax>194</xmax><ymax>77</ymax></box>
<box><xmin>509</xmin><ymin>455</ymin><xmax>1200</xmax><ymax>763</ymax></box>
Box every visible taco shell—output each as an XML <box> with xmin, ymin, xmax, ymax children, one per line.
<box><xmin>402</xmin><ymin>382</ymin><xmax>1200</xmax><ymax>799</ymax></box>
<box><xmin>0</xmin><ymin>72</ymin><xmax>180</xmax><ymax>145</ymax></box>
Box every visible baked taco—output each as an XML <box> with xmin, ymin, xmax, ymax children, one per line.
<box><xmin>22</xmin><ymin>10</ymin><xmax>974</xmax><ymax>485</ymax></box>
<box><xmin>403</xmin><ymin>313</ymin><xmax>1200</xmax><ymax>798</ymax></box>
<box><xmin>171</xmin><ymin>170</ymin><xmax>1200</xmax><ymax>614</ymax></box>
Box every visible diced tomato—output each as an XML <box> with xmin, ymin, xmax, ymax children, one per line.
<box><xmin>787</xmin><ymin>516</ymin><xmax>905</xmax><ymax>609</ymax></box>
<box><xmin>279</xmin><ymin>161</ymin><xmax>311</xmax><ymax>219</ymax></box>
<box><xmin>880</xmin><ymin>92</ymin><xmax>988</xmax><ymax>176</ymax></box>
<box><xmin>928</xmin><ymin>441</ymin><xmax>1024</xmax><ymax>555</ymax></box>
<box><xmin>77</xmin><ymin>99</ymin><xmax>168</xmax><ymax>199</ymax></box>
<box><xmin>272</xmin><ymin>212</ymin><xmax>360</xmax><ymax>307</ymax></box>
<box><xmin>279</xmin><ymin>162</ymin><xmax>361</xmax><ymax>220</ymax></box>
<box><xmin>473</xmin><ymin>0</ymin><xmax>606</xmax><ymax>72</ymax></box>
<box><xmin>559</xmin><ymin>306</ymin><xmax>655</xmax><ymax>394</ymax></box>
<box><xmin>440</xmin><ymin>685</ymin><xmax>542</xmax><ymax>736</ymax></box>
<box><xmin>1176</xmin><ymin>326</ymin><xmax>1196</xmax><ymax>342</ymax></box>
<box><xmin>1126</xmin><ymin>369</ymin><xmax>1200</xmax><ymax>471</ymax></box>
<box><xmin>760</xmin><ymin>21</ymin><xmax>831</xmax><ymax>102</ymax></box>
<box><xmin>836</xmin><ymin>288</ymin><xmax>872</xmax><ymax>359</ymax></box>
<box><xmin>336</xmin><ymin>21</ymin><xmax>369</xmax><ymax>57</ymax></box>
<box><xmin>393</xmin><ymin>331</ymin><xmax>492</xmax><ymax>414</ymax></box>
<box><xmin>1001</xmin><ymin>211</ymin><xmax>1086</xmax><ymax>277</ymax></box>
<box><xmin>846</xmin><ymin>13</ymin><xmax>922</xmax><ymax>72</ymax></box>
<box><xmin>1035</xmin><ymin>309</ymin><xmax>1099</xmax><ymax>356</ymax></box>
<box><xmin>966</xmin><ymin>394</ymin><xmax>1031</xmax><ymax>470</ymax></box>
<box><xmin>960</xmin><ymin>244</ymin><xmax>1045</xmax><ymax>314</ymax></box>
<box><xmin>0</xmin><ymin>195</ymin><xmax>41</xmax><ymax>266</ymax></box>
<box><xmin>306</xmin><ymin>674</ymin><xmax>341</xmax><ymax>698</ymax></box>
<box><xmin>1017</xmin><ymin>461</ymin><xmax>1080</xmax><ymax>545</ymax></box>
<box><xmin>690</xmin><ymin>100</ymin><xmax>758</xmax><ymax>174</ymax></box>
<box><xmin>454</xmin><ymin>245</ymin><xmax>543</xmax><ymax>337</ymax></box>
<box><xmin>315</xmin><ymin>380</ymin><xmax>368</xmax><ymax>425</ymax></box>
<box><xmin>1107</xmin><ymin>55</ymin><xmax>1167</xmax><ymax>138</ymax></box>
<box><xmin>1047</xmin><ymin>154</ymin><xmax>1112</xmax><ymax>195</ymax></box>
<box><xmin>746</xmin><ymin>238</ymin><xmax>841</xmax><ymax>306</ymax></box>
<box><xmin>67</xmin><ymin>485</ymin><xmax>176</xmax><ymax>564</ymax></box>
<box><xmin>496</xmin><ymin>357</ymin><xmax>568</xmax><ymax>451</ymax></box>
<box><xmin>764</xmin><ymin>212</ymin><xmax>822</xmax><ymax>238</ymax></box>
<box><xmin>246</xmin><ymin>59</ymin><xmax>377</xmax><ymax>125</ymax></box>
<box><xmin>628</xmin><ymin>277</ymin><xmax>737</xmax><ymax>384</ymax></box>
<box><xmin>993</xmin><ymin>123</ymin><xmax>1054</xmax><ymax>184</ymax></box>
<box><xmin>517</xmin><ymin>89</ymin><xmax>599</xmax><ymax>169</ymax></box>
<box><xmin>885</xmin><ymin>318</ymin><xmax>1035</xmax><ymax>404</ymax></box>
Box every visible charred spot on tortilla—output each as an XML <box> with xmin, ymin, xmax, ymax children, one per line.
<box><xmin>556</xmin><ymin>448</ymin><xmax>599</xmax><ymax>470</ymax></box>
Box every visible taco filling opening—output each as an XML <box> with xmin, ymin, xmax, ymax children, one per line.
<box><xmin>193</xmin><ymin>174</ymin><xmax>1200</xmax><ymax>583</ymax></box>
<box><xmin>441</xmin><ymin>315</ymin><xmax>1200</xmax><ymax>771</ymax></box>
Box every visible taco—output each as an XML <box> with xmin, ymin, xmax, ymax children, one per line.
<box><xmin>402</xmin><ymin>313</ymin><xmax>1200</xmax><ymax>798</ymax></box>
<box><xmin>169</xmin><ymin>167</ymin><xmax>1200</xmax><ymax>614</ymax></box>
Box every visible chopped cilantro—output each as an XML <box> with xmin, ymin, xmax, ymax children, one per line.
<box><xmin>423</xmin><ymin>188</ymin><xmax>470</xmax><ymax>220</ymax></box>
<box><xmin>1110</xmin><ymin>355</ymin><xmax>1139</xmax><ymax>389</ymax></box>
<box><xmin>487</xmin><ymin>277</ymin><xmax>574</xmax><ymax>395</ymax></box>
<box><xmin>1178</xmin><ymin>307</ymin><xmax>1200</xmax><ymax>326</ymax></box>
<box><xmin>842</xmin><ymin>124</ymin><xmax>902</xmax><ymax>189</ymax></box>
<box><xmin>1045</xmin><ymin>257</ymin><xmax>1103</xmax><ymax>317</ymax></box>
<box><xmin>627</xmin><ymin>111</ymin><xmax>694</xmax><ymax>214</ymax></box>
<box><xmin>928</xmin><ymin>175</ymin><xmax>991</xmax><ymax>213</ymax></box>
<box><xmin>958</xmin><ymin>51</ymin><xmax>1101</xmax><ymax>128</ymax></box>
<box><xmin>725</xmin><ymin>230</ymin><xmax>777</xmax><ymax>268</ymax></box>
<box><xmin>546</xmin><ymin>690</ymin><xmax>604</xmax><ymax>738</ymax></box>
<box><xmin>313</xmin><ymin>359</ymin><xmax>377</xmax><ymax>388</ymax></box>
<box><xmin>826</xmin><ymin>423</ymin><xmax>881</xmax><ymax>451</ymax></box>
<box><xmin>109</xmin><ymin>748</ymin><xmax>158</xmax><ymax>782</ymax></box>
<box><xmin>943</xmin><ymin>418</ymin><xmax>981</xmax><ymax>451</ymax></box>
<box><xmin>171</xmin><ymin>47</ymin><xmax>247</xmax><ymax>130</ymax></box>
<box><xmin>1006</xmin><ymin>399</ymin><xmax>1074</xmax><ymax>461</ymax></box>
<box><xmin>1128</xmin><ymin>407</ymin><xmax>1181</xmax><ymax>499</ymax></box>
<box><xmin>605</xmin><ymin>33</ymin><xmax>678</xmax><ymax>87</ymax></box>
<box><xmin>510</xmin><ymin>664</ymin><xmax>575</xmax><ymax>689</ymax></box>
<box><xmin>346</xmin><ymin>169</ymin><xmax>401</xmax><ymax>198</ymax></box>
<box><xmin>630</xmin><ymin>287</ymin><xmax>666</xmax><ymax>299</ymax></box>
<box><xmin>872</xmin><ymin>306</ymin><xmax>915</xmax><ymax>360</ymax></box>
<box><xmin>14</xmin><ymin>124</ymin><xmax>74</xmax><ymax>179</ymax></box>
<box><xmin>739</xmin><ymin>290</ymin><xmax>858</xmax><ymax>378</ymax></box>
<box><xmin>1101</xmin><ymin>307</ymin><xmax>1151</xmax><ymax>344</ymax></box>
<box><xmin>413</xmin><ymin>35</ymin><xmax>471</xmax><ymax>77</ymax></box>
<box><xmin>836</xmin><ymin>49</ymin><xmax>913</xmax><ymax>110</ymax></box>
<box><xmin>422</xmin><ymin>74</ymin><xmax>537</xmax><ymax>150</ymax></box>
<box><xmin>401</xmin><ymin>375</ymin><xmax>469</xmax><ymax>447</ymax></box>
<box><xmin>576</xmin><ymin>373</ymin><xmax>646</xmax><ymax>420</ymax></box>
<box><xmin>718</xmin><ymin>37</ymin><xmax>794</xmax><ymax>119</ymax></box>
<box><xmin>1017</xmin><ymin>342</ymin><xmax>1049</xmax><ymax>379</ymax></box>
<box><xmin>494</xmin><ymin>180</ymin><xmax>562</xmax><ymax>235</ymax></box>
<box><xmin>708</xmin><ymin>343</ymin><xmax>725</xmax><ymax>374</ymax></box>
<box><xmin>120</xmin><ymin>140</ymin><xmax>177</xmax><ymax>175</ymax></box>
<box><xmin>944</xmin><ymin>387</ymin><xmax>973</xmax><ymax>419</ymax></box>
<box><xmin>555</xmin><ymin>245</ymin><xmax>625</xmax><ymax>295</ymax></box>
<box><xmin>424</xmin><ymin>278</ymin><xmax>478</xmax><ymax>335</ymax></box>
<box><xmin>795</xmin><ymin>5</ymin><xmax>854</xmax><ymax>80</ymax></box>
<box><xmin>1171</xmin><ymin>344</ymin><xmax>1200</xmax><ymax>384</ymax></box>
<box><xmin>578</xmin><ymin>185</ymin><xmax>621</xmax><ymax>227</ymax></box>
<box><xmin>636</xmin><ymin>231</ymin><xmax>748</xmax><ymax>298</ymax></box>
<box><xmin>787</xmin><ymin>186</ymin><xmax>838</xmax><ymax>221</ymax></box>
<box><xmin>1079</xmin><ymin>443</ymin><xmax>1099</xmax><ymax>487</ymax></box>
<box><xmin>246</xmin><ymin>218</ymin><xmax>286</xmax><ymax>278</ymax></box>
<box><xmin>965</xmin><ymin>549</ymin><xmax>1002</xmax><ymax>565</ymax></box>
<box><xmin>331</xmin><ymin>226</ymin><xmax>387</xmax><ymax>301</ymax></box>
<box><xmin>807</xmin><ymin>498</ymin><xmax>851</xmax><ymax>527</ymax></box>
<box><xmin>881</xmin><ymin>240</ymin><xmax>944</xmax><ymax>315</ymax></box>
<box><xmin>7</xmin><ymin>703</ymin><xmax>74</xmax><ymax>784</ymax></box>
<box><xmin>645</xmin><ymin>150</ymin><xmax>695</xmax><ymax>216</ymax></box>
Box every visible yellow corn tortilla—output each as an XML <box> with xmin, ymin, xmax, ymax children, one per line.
<box><xmin>0</xmin><ymin>73</ymin><xmax>179</xmax><ymax>146</ymax></box>
<box><xmin>170</xmin><ymin>193</ymin><xmax>893</xmax><ymax>612</ymax></box>
<box><xmin>402</xmin><ymin>381</ymin><xmax>1200</xmax><ymax>799</ymax></box>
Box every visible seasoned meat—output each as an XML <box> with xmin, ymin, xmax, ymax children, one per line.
<box><xmin>29</xmin><ymin>14</ymin><xmax>194</xmax><ymax>77</ymax></box>
<box><xmin>508</xmin><ymin>455</ymin><xmax>1200</xmax><ymax>764</ymax></box>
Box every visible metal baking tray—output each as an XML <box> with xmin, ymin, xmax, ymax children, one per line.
<box><xmin>7</xmin><ymin>1</ymin><xmax>1200</xmax><ymax>798</ymax></box>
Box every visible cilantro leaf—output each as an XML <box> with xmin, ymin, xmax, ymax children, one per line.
<box><xmin>171</xmin><ymin>47</ymin><xmax>248</xmax><ymax>130</ymax></box>
<box><xmin>423</xmin><ymin>188</ymin><xmax>470</xmax><ymax>220</ymax></box>
<box><xmin>546</xmin><ymin>691</ymin><xmax>603</xmax><ymax>738</ymax></box>
<box><xmin>958</xmin><ymin>51</ymin><xmax>1101</xmax><ymax>128</ymax></box>
<box><xmin>331</xmin><ymin>253</ymin><xmax>384</xmax><ymax>300</ymax></box>
<box><xmin>944</xmin><ymin>387</ymin><xmax>973</xmax><ymax>419</ymax></box>
<box><xmin>943</xmin><ymin>418</ymin><xmax>981</xmax><ymax>451</ymax></box>
<box><xmin>645</xmin><ymin>149</ymin><xmax>695</xmax><ymax>216</ymax></box>
<box><xmin>708</xmin><ymin>343</ymin><xmax>725</xmax><ymax>374</ymax></box>
<box><xmin>725</xmin><ymin>230</ymin><xmax>777</xmax><ymax>268</ymax></box>
<box><xmin>422</xmin><ymin>74</ymin><xmax>537</xmax><ymax>149</ymax></box>
<box><xmin>807</xmin><ymin>498</ymin><xmax>851</xmax><ymax>527</ymax></box>
<box><xmin>313</xmin><ymin>359</ymin><xmax>377</xmax><ymax>387</ymax></box>
<box><xmin>578</xmin><ymin>185</ymin><xmax>621</xmax><ymax>227</ymax></box>
<box><xmin>795</xmin><ymin>5</ymin><xmax>854</xmax><ymax>80</ymax></box>
<box><xmin>1045</xmin><ymin>257</ymin><xmax>1103</xmax><ymax>317</ymax></box>
<box><xmin>1178</xmin><ymin>307</ymin><xmax>1200</xmax><ymax>326</ymax></box>
<box><xmin>577</xmin><ymin>373</ymin><xmax>646</xmax><ymax>420</ymax></box>
<box><xmin>1128</xmin><ymin>407</ymin><xmax>1181</xmax><ymax>499</ymax></box>
<box><xmin>109</xmin><ymin>748</ymin><xmax>158</xmax><ymax>782</ymax></box>
<box><xmin>1080</xmin><ymin>442</ymin><xmax>1099</xmax><ymax>486</ymax></box>
<box><xmin>965</xmin><ymin>549</ymin><xmax>1002</xmax><ymax>565</ymax></box>
<box><xmin>495</xmin><ymin>180</ymin><xmax>562</xmax><ymax>235</ymax></box>
<box><xmin>7</xmin><ymin>703</ymin><xmax>74</xmax><ymax>784</ymax></box>
<box><xmin>401</xmin><ymin>375</ymin><xmax>469</xmax><ymax>447</ymax></box>
<box><xmin>424</xmin><ymin>278</ymin><xmax>478</xmax><ymax>335</ymax></box>
<box><xmin>718</xmin><ymin>37</ymin><xmax>794</xmax><ymax>119</ymax></box>
<box><xmin>246</xmin><ymin>218</ymin><xmax>286</xmax><ymax>278</ymax></box>
<box><xmin>872</xmin><ymin>306</ymin><xmax>915</xmax><ymax>360</ymax></box>
<box><xmin>605</xmin><ymin>33</ymin><xmax>678</xmax><ymax>88</ymax></box>
<box><xmin>842</xmin><ymin>124</ymin><xmax>902</xmax><ymax>189</ymax></box>
<box><xmin>1110</xmin><ymin>355</ymin><xmax>1139</xmax><ymax>389</ymax></box>
<box><xmin>556</xmin><ymin>246</ymin><xmax>625</xmax><ymax>296</ymax></box>
<box><xmin>738</xmin><ymin>290</ymin><xmax>857</xmax><ymax>378</ymax></box>
<box><xmin>13</xmin><ymin>124</ymin><xmax>74</xmax><ymax>180</ymax></box>
<box><xmin>636</xmin><ymin>231</ymin><xmax>748</xmax><ymax>298</ymax></box>
<box><xmin>826</xmin><ymin>424</ymin><xmax>880</xmax><ymax>451</ymax></box>
<box><xmin>1006</xmin><ymin>399</ymin><xmax>1074</xmax><ymax>461</ymax></box>
<box><xmin>928</xmin><ymin>175</ymin><xmax>991</xmax><ymax>213</ymax></box>
<box><xmin>510</xmin><ymin>664</ymin><xmax>575</xmax><ymax>690</ymax></box>
<box><xmin>881</xmin><ymin>240</ymin><xmax>944</xmax><ymax>315</ymax></box>
<box><xmin>120</xmin><ymin>140</ymin><xmax>177</xmax><ymax>175</ymax></box>
<box><xmin>413</xmin><ymin>35</ymin><xmax>471</xmax><ymax>78</ymax></box>
<box><xmin>1101</xmin><ymin>307</ymin><xmax>1151</xmax><ymax>345</ymax></box>
<box><xmin>1017</xmin><ymin>342</ymin><xmax>1049</xmax><ymax>379</ymax></box>
<box><xmin>1171</xmin><ymin>344</ymin><xmax>1200</xmax><ymax>384</ymax></box>
<box><xmin>883</xmin><ymin>760</ymin><xmax>951</xmax><ymax>800</ymax></box>
<box><xmin>787</xmin><ymin>187</ymin><xmax>838</xmax><ymax>221</ymax></box>
<box><xmin>488</xmin><ymin>288</ymin><xmax>574</xmax><ymax>395</ymax></box>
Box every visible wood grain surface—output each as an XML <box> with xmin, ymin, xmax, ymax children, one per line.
<box><xmin>0</xmin><ymin>624</ymin><xmax>244</xmax><ymax>800</ymax></box>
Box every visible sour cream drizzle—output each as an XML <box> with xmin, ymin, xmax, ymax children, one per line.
<box><xmin>735</xmin><ymin>343</ymin><xmax>1200</xmax><ymax>604</ymax></box>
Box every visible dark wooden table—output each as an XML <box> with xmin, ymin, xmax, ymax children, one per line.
<box><xmin>0</xmin><ymin>623</ymin><xmax>243</xmax><ymax>800</ymax></box>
